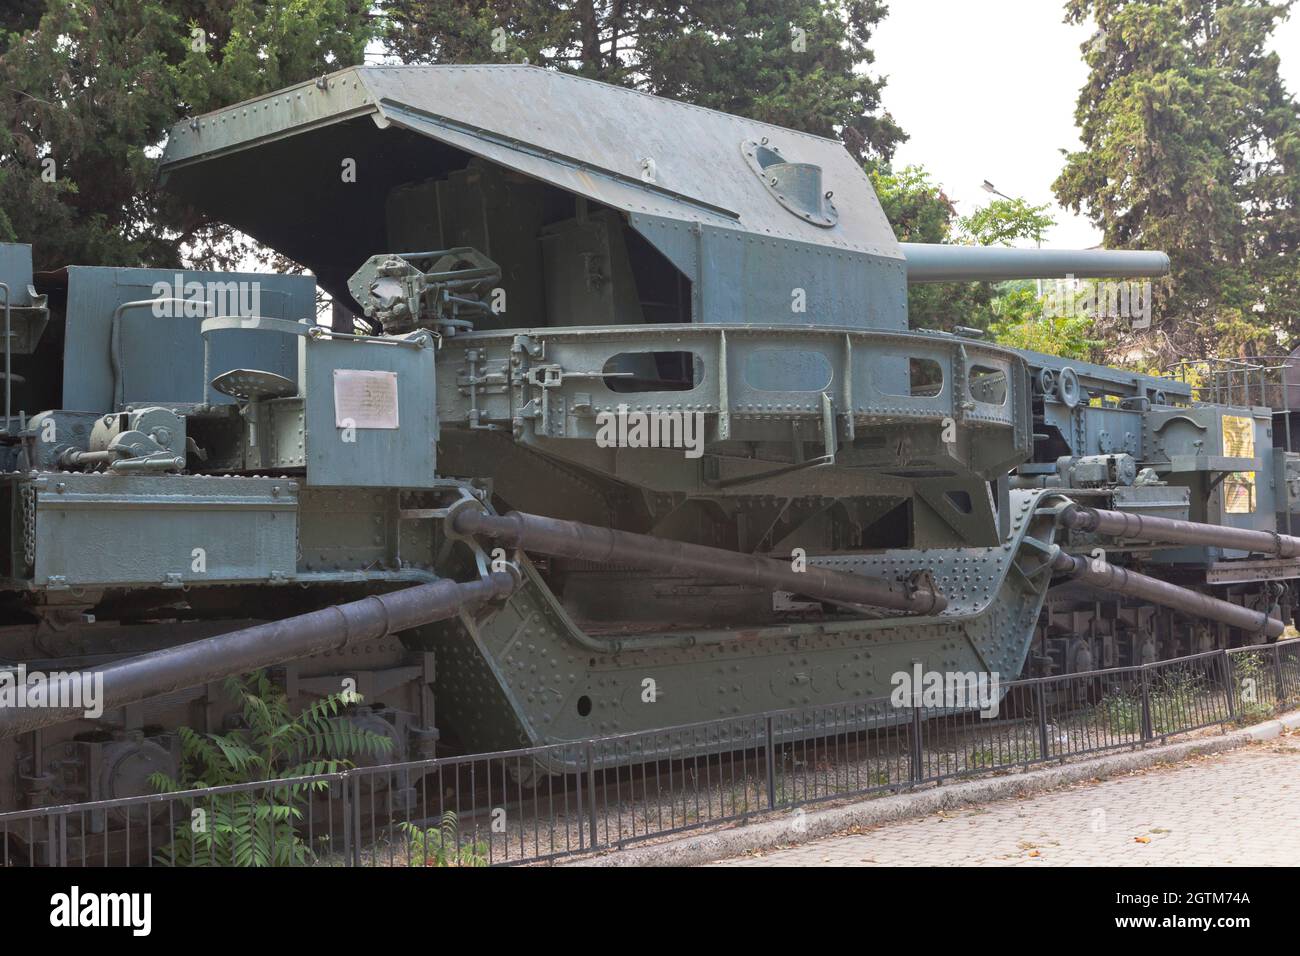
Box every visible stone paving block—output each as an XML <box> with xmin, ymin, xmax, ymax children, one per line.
<box><xmin>710</xmin><ymin>737</ymin><xmax>1300</xmax><ymax>866</ymax></box>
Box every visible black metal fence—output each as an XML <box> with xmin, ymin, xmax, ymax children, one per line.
<box><xmin>4</xmin><ymin>640</ymin><xmax>1298</xmax><ymax>867</ymax></box>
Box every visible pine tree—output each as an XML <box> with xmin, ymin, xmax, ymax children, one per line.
<box><xmin>0</xmin><ymin>0</ymin><xmax>373</xmax><ymax>271</ymax></box>
<box><xmin>377</xmin><ymin>0</ymin><xmax>906</xmax><ymax>163</ymax></box>
<box><xmin>1054</xmin><ymin>0</ymin><xmax>1300</xmax><ymax>364</ymax></box>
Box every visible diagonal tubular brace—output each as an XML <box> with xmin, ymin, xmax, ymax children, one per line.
<box><xmin>1061</xmin><ymin>503</ymin><xmax>1300</xmax><ymax>558</ymax></box>
<box><xmin>450</xmin><ymin>508</ymin><xmax>947</xmax><ymax>615</ymax></box>
<box><xmin>0</xmin><ymin>572</ymin><xmax>518</xmax><ymax>740</ymax></box>
<box><xmin>1050</xmin><ymin>549</ymin><xmax>1283</xmax><ymax>638</ymax></box>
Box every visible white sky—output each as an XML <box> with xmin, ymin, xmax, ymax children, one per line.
<box><xmin>872</xmin><ymin>0</ymin><xmax>1300</xmax><ymax>249</ymax></box>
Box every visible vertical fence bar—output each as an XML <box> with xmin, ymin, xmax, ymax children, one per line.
<box><xmin>349</xmin><ymin>774</ymin><xmax>362</xmax><ymax>867</ymax></box>
<box><xmin>908</xmin><ymin>706</ymin><xmax>924</xmax><ymax>784</ymax></box>
<box><xmin>585</xmin><ymin>740</ymin><xmax>599</xmax><ymax>852</ymax></box>
<box><xmin>764</xmin><ymin>715</ymin><xmax>777</xmax><ymax>809</ymax></box>
<box><xmin>45</xmin><ymin>813</ymin><xmax>56</xmax><ymax>867</ymax></box>
<box><xmin>340</xmin><ymin>775</ymin><xmax>351</xmax><ymax>866</ymax></box>
<box><xmin>1035</xmin><ymin>681</ymin><xmax>1051</xmax><ymax>761</ymax></box>
<box><xmin>1139</xmin><ymin>666</ymin><xmax>1154</xmax><ymax>741</ymax></box>
<box><xmin>1224</xmin><ymin>650</ymin><xmax>1237</xmax><ymax>722</ymax></box>
<box><xmin>1274</xmin><ymin>645</ymin><xmax>1286</xmax><ymax>712</ymax></box>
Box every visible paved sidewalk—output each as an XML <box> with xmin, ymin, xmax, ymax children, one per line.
<box><xmin>710</xmin><ymin>734</ymin><xmax>1300</xmax><ymax>866</ymax></box>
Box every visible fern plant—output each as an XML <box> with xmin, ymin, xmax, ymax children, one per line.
<box><xmin>399</xmin><ymin>812</ymin><xmax>489</xmax><ymax>867</ymax></box>
<box><xmin>150</xmin><ymin>671</ymin><xmax>393</xmax><ymax>866</ymax></box>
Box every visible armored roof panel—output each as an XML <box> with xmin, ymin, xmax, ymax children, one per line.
<box><xmin>161</xmin><ymin>65</ymin><xmax>901</xmax><ymax>261</ymax></box>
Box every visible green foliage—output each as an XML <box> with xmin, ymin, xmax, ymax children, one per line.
<box><xmin>377</xmin><ymin>0</ymin><xmax>906</xmax><ymax>164</ymax></box>
<box><xmin>1055</xmin><ymin>0</ymin><xmax>1300</xmax><ymax>365</ymax></box>
<box><xmin>870</xmin><ymin>163</ymin><xmax>1058</xmax><ymax>334</ymax></box>
<box><xmin>1230</xmin><ymin>651</ymin><xmax>1276</xmax><ymax>723</ymax></box>
<box><xmin>958</xmin><ymin>199</ymin><xmax>1054</xmax><ymax>248</ymax></box>
<box><xmin>149</xmin><ymin>671</ymin><xmax>393</xmax><ymax>866</ymax></box>
<box><xmin>989</xmin><ymin>284</ymin><xmax>1107</xmax><ymax>361</ymax></box>
<box><xmin>3</xmin><ymin>1</ymin><xmax>904</xmax><ymax>271</ymax></box>
<box><xmin>1147</xmin><ymin>670</ymin><xmax>1210</xmax><ymax>735</ymax></box>
<box><xmin>0</xmin><ymin>0</ymin><xmax>374</xmax><ymax>272</ymax></box>
<box><xmin>1097</xmin><ymin>690</ymin><xmax>1142</xmax><ymax>734</ymax></box>
<box><xmin>399</xmin><ymin>812</ymin><xmax>489</xmax><ymax>867</ymax></box>
<box><xmin>869</xmin><ymin>164</ymin><xmax>954</xmax><ymax>244</ymax></box>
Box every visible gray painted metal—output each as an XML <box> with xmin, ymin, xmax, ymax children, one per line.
<box><xmin>62</xmin><ymin>266</ymin><xmax>313</xmax><ymax>410</ymax></box>
<box><xmin>7</xmin><ymin>66</ymin><xmax>1283</xmax><ymax>784</ymax></box>
<box><xmin>0</xmin><ymin>243</ymin><xmax>33</xmax><ymax>306</ymax></box>
<box><xmin>0</xmin><ymin>571</ymin><xmax>517</xmax><ymax>739</ymax></box>
<box><xmin>435</xmin><ymin>322</ymin><xmax>1033</xmax><ymax>493</ymax></box>
<box><xmin>437</xmin><ymin>489</ymin><xmax>1060</xmax><ymax>753</ymax></box>
<box><xmin>31</xmin><ymin>473</ymin><xmax>297</xmax><ymax>588</ymax></box>
<box><xmin>299</xmin><ymin>329</ymin><xmax>439</xmax><ymax>487</ymax></box>
<box><xmin>198</xmin><ymin>319</ymin><xmax>443</xmax><ymax>488</ymax></box>
<box><xmin>159</xmin><ymin>65</ymin><xmax>908</xmax><ymax>329</ymax></box>
<box><xmin>451</xmin><ymin>507</ymin><xmax>947</xmax><ymax>613</ymax></box>
<box><xmin>901</xmin><ymin>243</ymin><xmax>1171</xmax><ymax>282</ymax></box>
<box><xmin>1051</xmin><ymin>548</ymin><xmax>1283</xmax><ymax>638</ymax></box>
<box><xmin>1018</xmin><ymin>347</ymin><xmax>1192</xmax><ymax>402</ymax></box>
<box><xmin>161</xmin><ymin>65</ymin><xmax>898</xmax><ymax>257</ymax></box>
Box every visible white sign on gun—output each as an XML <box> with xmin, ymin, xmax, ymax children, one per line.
<box><xmin>333</xmin><ymin>369</ymin><xmax>399</xmax><ymax>429</ymax></box>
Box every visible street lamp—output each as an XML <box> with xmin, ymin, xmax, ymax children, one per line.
<box><xmin>981</xmin><ymin>180</ymin><xmax>1013</xmax><ymax>202</ymax></box>
<box><xmin>981</xmin><ymin>179</ymin><xmax>1042</xmax><ymax>297</ymax></box>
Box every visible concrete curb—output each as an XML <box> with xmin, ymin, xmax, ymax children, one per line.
<box><xmin>1243</xmin><ymin>709</ymin><xmax>1300</xmax><ymax>740</ymax></box>
<box><xmin>561</xmin><ymin>709</ymin><xmax>1299</xmax><ymax>867</ymax></box>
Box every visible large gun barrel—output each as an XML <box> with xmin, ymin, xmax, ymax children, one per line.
<box><xmin>0</xmin><ymin>573</ymin><xmax>517</xmax><ymax>739</ymax></box>
<box><xmin>901</xmin><ymin>242</ymin><xmax>1171</xmax><ymax>283</ymax></box>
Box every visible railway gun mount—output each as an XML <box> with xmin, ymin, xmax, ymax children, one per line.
<box><xmin>0</xmin><ymin>66</ymin><xmax>1297</xmax><ymax>828</ymax></box>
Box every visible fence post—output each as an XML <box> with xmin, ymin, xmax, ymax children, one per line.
<box><xmin>1273</xmin><ymin>644</ymin><xmax>1286</xmax><ymax>711</ymax></box>
<box><xmin>349</xmin><ymin>773</ymin><xmax>362</xmax><ymax>867</ymax></box>
<box><xmin>1139</xmin><ymin>665</ymin><xmax>1154</xmax><ymax>741</ymax></box>
<box><xmin>45</xmin><ymin>813</ymin><xmax>57</xmax><ymax>868</ymax></box>
<box><xmin>1224</xmin><ymin>650</ymin><xmax>1237</xmax><ymax>721</ymax></box>
<box><xmin>764</xmin><ymin>715</ymin><xmax>778</xmax><ymax>809</ymax></box>
<box><xmin>339</xmin><ymin>773</ymin><xmax>351</xmax><ymax>865</ymax></box>
<box><xmin>574</xmin><ymin>748</ymin><xmax>586</xmax><ymax>851</ymax></box>
<box><xmin>908</xmin><ymin>706</ymin><xmax>924</xmax><ymax>784</ymax></box>
<box><xmin>584</xmin><ymin>740</ymin><xmax>599</xmax><ymax>851</ymax></box>
<box><xmin>1035</xmin><ymin>682</ymin><xmax>1051</xmax><ymax>762</ymax></box>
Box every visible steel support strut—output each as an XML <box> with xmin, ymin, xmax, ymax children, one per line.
<box><xmin>1061</xmin><ymin>503</ymin><xmax>1300</xmax><ymax>558</ymax></box>
<box><xmin>1051</xmin><ymin>550</ymin><xmax>1283</xmax><ymax>638</ymax></box>
<box><xmin>450</xmin><ymin>508</ymin><xmax>947</xmax><ymax>614</ymax></box>
<box><xmin>0</xmin><ymin>572</ymin><xmax>518</xmax><ymax>739</ymax></box>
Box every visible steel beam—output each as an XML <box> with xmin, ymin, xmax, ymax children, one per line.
<box><xmin>1062</xmin><ymin>503</ymin><xmax>1300</xmax><ymax>558</ymax></box>
<box><xmin>0</xmin><ymin>572</ymin><xmax>517</xmax><ymax>739</ymax></box>
<box><xmin>451</xmin><ymin>508</ymin><xmax>946</xmax><ymax>614</ymax></box>
<box><xmin>1051</xmin><ymin>550</ymin><xmax>1283</xmax><ymax>638</ymax></box>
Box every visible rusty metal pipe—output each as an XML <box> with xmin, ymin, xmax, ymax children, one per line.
<box><xmin>0</xmin><ymin>572</ymin><xmax>517</xmax><ymax>739</ymax></box>
<box><xmin>451</xmin><ymin>508</ymin><xmax>946</xmax><ymax>615</ymax></box>
<box><xmin>1061</xmin><ymin>504</ymin><xmax>1300</xmax><ymax>558</ymax></box>
<box><xmin>1051</xmin><ymin>550</ymin><xmax>1283</xmax><ymax>638</ymax></box>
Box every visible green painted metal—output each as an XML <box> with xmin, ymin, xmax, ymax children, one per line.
<box><xmin>2</xmin><ymin>66</ymin><xmax>1296</xmax><ymax>816</ymax></box>
<box><xmin>60</xmin><ymin>265</ymin><xmax>312</xmax><ymax>410</ymax></box>
<box><xmin>29</xmin><ymin>472</ymin><xmax>297</xmax><ymax>588</ymax></box>
<box><xmin>435</xmin><ymin>489</ymin><xmax>1060</xmax><ymax>762</ymax></box>
<box><xmin>160</xmin><ymin>65</ymin><xmax>907</xmax><ymax>331</ymax></box>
